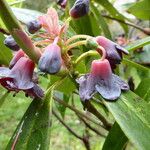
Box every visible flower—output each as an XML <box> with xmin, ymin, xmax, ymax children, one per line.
<box><xmin>69</xmin><ymin>0</ymin><xmax>89</xmax><ymax>19</ymax></box>
<box><xmin>76</xmin><ymin>59</ymin><xmax>129</xmax><ymax>101</ymax></box>
<box><xmin>0</xmin><ymin>57</ymin><xmax>44</xmax><ymax>99</ymax></box>
<box><xmin>38</xmin><ymin>8</ymin><xmax>60</xmax><ymax>36</ymax></box>
<box><xmin>38</xmin><ymin>41</ymin><xmax>62</xmax><ymax>74</ymax></box>
<box><xmin>96</xmin><ymin>36</ymin><xmax>129</xmax><ymax>69</ymax></box>
<box><xmin>9</xmin><ymin>50</ymin><xmax>25</xmax><ymax>69</ymax></box>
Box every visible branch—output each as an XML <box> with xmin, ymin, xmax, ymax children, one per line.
<box><xmin>53</xmin><ymin>96</ymin><xmax>106</xmax><ymax>129</ymax></box>
<box><xmin>102</xmin><ymin>14</ymin><xmax>150</xmax><ymax>35</ymax></box>
<box><xmin>52</xmin><ymin>109</ymin><xmax>83</xmax><ymax>140</ymax></box>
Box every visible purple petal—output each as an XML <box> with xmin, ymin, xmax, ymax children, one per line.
<box><xmin>115</xmin><ymin>45</ymin><xmax>129</xmax><ymax>55</ymax></box>
<box><xmin>95</xmin><ymin>78</ymin><xmax>121</xmax><ymax>101</ymax></box>
<box><xmin>0</xmin><ymin>67</ymin><xmax>10</xmax><ymax>77</ymax></box>
<box><xmin>76</xmin><ymin>74</ymin><xmax>96</xmax><ymax>101</ymax></box>
<box><xmin>112</xmin><ymin>74</ymin><xmax>129</xmax><ymax>91</ymax></box>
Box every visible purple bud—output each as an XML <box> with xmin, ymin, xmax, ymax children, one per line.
<box><xmin>38</xmin><ymin>43</ymin><xmax>62</xmax><ymax>74</ymax></box>
<box><xmin>27</xmin><ymin>20</ymin><xmax>42</xmax><ymax>34</ymax></box>
<box><xmin>4</xmin><ymin>35</ymin><xmax>20</xmax><ymax>51</ymax></box>
<box><xmin>69</xmin><ymin>0</ymin><xmax>89</xmax><ymax>19</ymax></box>
<box><xmin>57</xmin><ymin>0</ymin><xmax>67</xmax><ymax>8</ymax></box>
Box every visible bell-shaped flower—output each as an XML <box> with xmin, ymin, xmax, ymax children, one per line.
<box><xmin>76</xmin><ymin>59</ymin><xmax>129</xmax><ymax>101</ymax></box>
<box><xmin>69</xmin><ymin>0</ymin><xmax>89</xmax><ymax>19</ymax></box>
<box><xmin>0</xmin><ymin>57</ymin><xmax>44</xmax><ymax>99</ymax></box>
<box><xmin>38</xmin><ymin>42</ymin><xmax>62</xmax><ymax>74</ymax></box>
<box><xmin>38</xmin><ymin>8</ymin><xmax>60</xmax><ymax>36</ymax></box>
<box><xmin>96</xmin><ymin>36</ymin><xmax>129</xmax><ymax>69</ymax></box>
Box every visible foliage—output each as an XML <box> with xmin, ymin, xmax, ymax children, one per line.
<box><xmin>0</xmin><ymin>0</ymin><xmax>150</xmax><ymax>150</ymax></box>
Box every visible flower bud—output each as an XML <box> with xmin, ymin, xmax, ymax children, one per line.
<box><xmin>38</xmin><ymin>43</ymin><xmax>62</xmax><ymax>74</ymax></box>
<box><xmin>4</xmin><ymin>35</ymin><xmax>20</xmax><ymax>51</ymax></box>
<box><xmin>69</xmin><ymin>0</ymin><xmax>89</xmax><ymax>19</ymax></box>
<box><xmin>57</xmin><ymin>0</ymin><xmax>67</xmax><ymax>8</ymax></box>
<box><xmin>27</xmin><ymin>20</ymin><xmax>42</xmax><ymax>34</ymax></box>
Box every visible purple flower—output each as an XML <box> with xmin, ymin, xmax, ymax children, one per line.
<box><xmin>38</xmin><ymin>42</ymin><xmax>62</xmax><ymax>74</ymax></box>
<box><xmin>76</xmin><ymin>59</ymin><xmax>129</xmax><ymax>101</ymax></box>
<box><xmin>96</xmin><ymin>36</ymin><xmax>129</xmax><ymax>69</ymax></box>
<box><xmin>69</xmin><ymin>0</ymin><xmax>89</xmax><ymax>19</ymax></box>
<box><xmin>0</xmin><ymin>57</ymin><xmax>44</xmax><ymax>99</ymax></box>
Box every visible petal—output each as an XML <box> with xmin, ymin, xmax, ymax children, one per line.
<box><xmin>112</xmin><ymin>74</ymin><xmax>129</xmax><ymax>91</ymax></box>
<box><xmin>0</xmin><ymin>67</ymin><xmax>10</xmax><ymax>77</ymax></box>
<box><xmin>38</xmin><ymin>8</ymin><xmax>60</xmax><ymax>36</ymax></box>
<box><xmin>77</xmin><ymin>74</ymin><xmax>96</xmax><ymax>101</ymax></box>
<box><xmin>115</xmin><ymin>45</ymin><xmax>129</xmax><ymax>55</ymax></box>
<box><xmin>26</xmin><ymin>84</ymin><xmax>44</xmax><ymax>99</ymax></box>
<box><xmin>95</xmin><ymin>79</ymin><xmax>121</xmax><ymax>101</ymax></box>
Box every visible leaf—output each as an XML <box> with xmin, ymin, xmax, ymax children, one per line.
<box><xmin>94</xmin><ymin>0</ymin><xmax>128</xmax><ymax>33</ymax></box>
<box><xmin>126</xmin><ymin>36</ymin><xmax>150</xmax><ymax>51</ymax></box>
<box><xmin>135</xmin><ymin>78</ymin><xmax>150</xmax><ymax>102</ymax></box>
<box><xmin>12</xmin><ymin>7</ymin><xmax>43</xmax><ymax>24</ymax></box>
<box><xmin>132</xmin><ymin>44</ymin><xmax>150</xmax><ymax>65</ymax></box>
<box><xmin>55</xmin><ymin>91</ymin><xmax>70</xmax><ymax>118</ymax></box>
<box><xmin>102</xmin><ymin>91</ymin><xmax>150</xmax><ymax>150</ymax></box>
<box><xmin>128</xmin><ymin>0</ymin><xmax>150</xmax><ymax>20</ymax></box>
<box><xmin>0</xmin><ymin>92</ymin><xmax>9</xmax><ymax>108</ymax></box>
<box><xmin>102</xmin><ymin>122</ymin><xmax>128</xmax><ymax>150</ymax></box>
<box><xmin>91</xmin><ymin>3</ymin><xmax>112</xmax><ymax>40</ymax></box>
<box><xmin>6</xmin><ymin>98</ymin><xmax>51</xmax><ymax>150</ymax></box>
<box><xmin>123</xmin><ymin>58</ymin><xmax>150</xmax><ymax>74</ymax></box>
<box><xmin>0</xmin><ymin>33</ymin><xmax>12</xmax><ymax>66</ymax></box>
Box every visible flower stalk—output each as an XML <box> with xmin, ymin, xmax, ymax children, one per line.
<box><xmin>0</xmin><ymin>0</ymin><xmax>41</xmax><ymax>63</ymax></box>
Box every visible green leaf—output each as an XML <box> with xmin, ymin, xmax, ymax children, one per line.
<box><xmin>91</xmin><ymin>3</ymin><xmax>112</xmax><ymax>40</ymax></box>
<box><xmin>128</xmin><ymin>0</ymin><xmax>150</xmax><ymax>20</ymax></box>
<box><xmin>126</xmin><ymin>36</ymin><xmax>150</xmax><ymax>51</ymax></box>
<box><xmin>102</xmin><ymin>122</ymin><xmax>128</xmax><ymax>150</ymax></box>
<box><xmin>132</xmin><ymin>44</ymin><xmax>150</xmax><ymax>65</ymax></box>
<box><xmin>94</xmin><ymin>0</ymin><xmax>128</xmax><ymax>33</ymax></box>
<box><xmin>6</xmin><ymin>98</ymin><xmax>51</xmax><ymax>150</ymax></box>
<box><xmin>12</xmin><ymin>7</ymin><xmax>43</xmax><ymax>24</ymax></box>
<box><xmin>135</xmin><ymin>78</ymin><xmax>150</xmax><ymax>102</ymax></box>
<box><xmin>55</xmin><ymin>92</ymin><xmax>70</xmax><ymax>118</ymax></box>
<box><xmin>102</xmin><ymin>91</ymin><xmax>150</xmax><ymax>150</ymax></box>
<box><xmin>0</xmin><ymin>33</ymin><xmax>12</xmax><ymax>66</ymax></box>
<box><xmin>0</xmin><ymin>92</ymin><xmax>9</xmax><ymax>108</ymax></box>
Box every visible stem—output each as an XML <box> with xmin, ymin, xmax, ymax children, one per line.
<box><xmin>83</xmin><ymin>101</ymin><xmax>112</xmax><ymax>130</ymax></box>
<box><xmin>53</xmin><ymin>109</ymin><xmax>83</xmax><ymax>140</ymax></box>
<box><xmin>66</xmin><ymin>35</ymin><xmax>92</xmax><ymax>45</ymax></box>
<box><xmin>0</xmin><ymin>0</ymin><xmax>41</xmax><ymax>63</ymax></box>
<box><xmin>65</xmin><ymin>40</ymin><xmax>87</xmax><ymax>52</ymax></box>
<box><xmin>97</xmin><ymin>46</ymin><xmax>106</xmax><ymax>61</ymax></box>
<box><xmin>75</xmin><ymin>50</ymin><xmax>99</xmax><ymax>66</ymax></box>
<box><xmin>53</xmin><ymin>96</ymin><xmax>106</xmax><ymax>128</ymax></box>
<box><xmin>0</xmin><ymin>27</ymin><xmax>9</xmax><ymax>35</ymax></box>
<box><xmin>103</xmin><ymin>15</ymin><xmax>150</xmax><ymax>35</ymax></box>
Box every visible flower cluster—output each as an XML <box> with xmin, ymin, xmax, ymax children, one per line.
<box><xmin>1</xmin><ymin>3</ymin><xmax>129</xmax><ymax>101</ymax></box>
